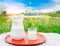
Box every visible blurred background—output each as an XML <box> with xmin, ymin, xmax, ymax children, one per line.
<box><xmin>0</xmin><ymin>0</ymin><xmax>60</xmax><ymax>34</ymax></box>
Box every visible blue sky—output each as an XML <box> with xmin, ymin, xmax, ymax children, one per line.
<box><xmin>14</xmin><ymin>0</ymin><xmax>53</xmax><ymax>7</ymax></box>
<box><xmin>0</xmin><ymin>0</ymin><xmax>60</xmax><ymax>10</ymax></box>
<box><xmin>3</xmin><ymin>0</ymin><xmax>59</xmax><ymax>9</ymax></box>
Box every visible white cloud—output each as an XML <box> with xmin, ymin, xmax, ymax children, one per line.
<box><xmin>54</xmin><ymin>0</ymin><xmax>60</xmax><ymax>3</ymax></box>
<box><xmin>40</xmin><ymin>9</ymin><xmax>55</xmax><ymax>13</ymax></box>
<box><xmin>0</xmin><ymin>1</ymin><xmax>34</xmax><ymax>14</ymax></box>
<box><xmin>40</xmin><ymin>5</ymin><xmax>60</xmax><ymax>13</ymax></box>
<box><xmin>5</xmin><ymin>2</ymin><xmax>34</xmax><ymax>14</ymax></box>
<box><xmin>53</xmin><ymin>5</ymin><xmax>60</xmax><ymax>11</ymax></box>
<box><xmin>0</xmin><ymin>1</ymin><xmax>60</xmax><ymax>14</ymax></box>
<box><xmin>6</xmin><ymin>3</ymin><xmax>27</xmax><ymax>14</ymax></box>
<box><xmin>0</xmin><ymin>1</ymin><xmax>7</xmax><ymax>10</ymax></box>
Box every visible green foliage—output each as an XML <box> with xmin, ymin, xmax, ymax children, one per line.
<box><xmin>0</xmin><ymin>10</ymin><xmax>60</xmax><ymax>34</ymax></box>
<box><xmin>0</xmin><ymin>15</ymin><xmax>12</xmax><ymax>34</ymax></box>
<box><xmin>49</xmin><ymin>11</ymin><xmax>60</xmax><ymax>17</ymax></box>
<box><xmin>23</xmin><ymin>17</ymin><xmax>60</xmax><ymax>34</ymax></box>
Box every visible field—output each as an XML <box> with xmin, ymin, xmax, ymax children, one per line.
<box><xmin>23</xmin><ymin>16</ymin><xmax>60</xmax><ymax>34</ymax></box>
<box><xmin>0</xmin><ymin>11</ymin><xmax>60</xmax><ymax>34</ymax></box>
<box><xmin>0</xmin><ymin>16</ymin><xmax>12</xmax><ymax>34</ymax></box>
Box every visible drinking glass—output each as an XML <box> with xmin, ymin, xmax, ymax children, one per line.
<box><xmin>28</xmin><ymin>28</ymin><xmax>37</xmax><ymax>40</ymax></box>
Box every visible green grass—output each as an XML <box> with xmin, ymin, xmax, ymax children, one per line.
<box><xmin>23</xmin><ymin>17</ymin><xmax>60</xmax><ymax>34</ymax></box>
<box><xmin>0</xmin><ymin>13</ymin><xmax>60</xmax><ymax>34</ymax></box>
<box><xmin>0</xmin><ymin>15</ymin><xmax>60</xmax><ymax>34</ymax></box>
<box><xmin>0</xmin><ymin>16</ymin><xmax>60</xmax><ymax>34</ymax></box>
<box><xmin>49</xmin><ymin>11</ymin><xmax>60</xmax><ymax>17</ymax></box>
<box><xmin>0</xmin><ymin>16</ymin><xmax>12</xmax><ymax>34</ymax></box>
<box><xmin>0</xmin><ymin>10</ymin><xmax>60</xmax><ymax>34</ymax></box>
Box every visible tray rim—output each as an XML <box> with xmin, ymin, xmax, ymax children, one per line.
<box><xmin>5</xmin><ymin>33</ymin><xmax>46</xmax><ymax>46</ymax></box>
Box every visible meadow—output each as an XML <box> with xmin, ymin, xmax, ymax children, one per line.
<box><xmin>23</xmin><ymin>16</ymin><xmax>60</xmax><ymax>34</ymax></box>
<box><xmin>0</xmin><ymin>11</ymin><xmax>60</xmax><ymax>34</ymax></box>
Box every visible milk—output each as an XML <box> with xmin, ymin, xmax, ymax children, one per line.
<box><xmin>10</xmin><ymin>14</ymin><xmax>25</xmax><ymax>40</ymax></box>
<box><xmin>28</xmin><ymin>28</ymin><xmax>37</xmax><ymax>40</ymax></box>
<box><xmin>10</xmin><ymin>27</ymin><xmax>25</xmax><ymax>40</ymax></box>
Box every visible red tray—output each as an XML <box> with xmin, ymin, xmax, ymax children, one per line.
<box><xmin>5</xmin><ymin>33</ymin><xmax>46</xmax><ymax>46</ymax></box>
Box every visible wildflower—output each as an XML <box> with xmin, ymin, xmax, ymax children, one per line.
<box><xmin>45</xmin><ymin>16</ymin><xmax>50</xmax><ymax>21</ymax></box>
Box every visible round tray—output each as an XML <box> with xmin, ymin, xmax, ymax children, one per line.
<box><xmin>5</xmin><ymin>33</ymin><xmax>46</xmax><ymax>46</ymax></box>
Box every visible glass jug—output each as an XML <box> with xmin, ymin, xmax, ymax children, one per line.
<box><xmin>10</xmin><ymin>14</ymin><xmax>25</xmax><ymax>40</ymax></box>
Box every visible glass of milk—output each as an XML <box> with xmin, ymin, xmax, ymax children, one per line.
<box><xmin>28</xmin><ymin>28</ymin><xmax>37</xmax><ymax>40</ymax></box>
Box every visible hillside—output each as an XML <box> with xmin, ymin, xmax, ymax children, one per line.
<box><xmin>49</xmin><ymin>11</ymin><xmax>60</xmax><ymax>17</ymax></box>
